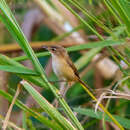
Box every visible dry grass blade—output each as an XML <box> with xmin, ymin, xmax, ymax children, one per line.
<box><xmin>2</xmin><ymin>84</ymin><xmax>21</xmax><ymax>130</ymax></box>
<box><xmin>0</xmin><ymin>117</ymin><xmax>24</xmax><ymax>130</ymax></box>
<box><xmin>96</xmin><ymin>89</ymin><xmax>130</xmax><ymax>115</ymax></box>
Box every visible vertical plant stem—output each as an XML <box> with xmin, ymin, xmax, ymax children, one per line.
<box><xmin>68</xmin><ymin>0</ymin><xmax>117</xmax><ymax>39</ymax></box>
<box><xmin>59</xmin><ymin>0</ymin><xmax>125</xmax><ymax>129</ymax></box>
<box><xmin>103</xmin><ymin>0</ymin><xmax>122</xmax><ymax>25</ymax></box>
<box><xmin>60</xmin><ymin>0</ymin><xmax>128</xmax><ymax>69</ymax></box>
<box><xmin>41</xmin><ymin>75</ymin><xmax>84</xmax><ymax>130</ymax></box>
<box><xmin>80</xmin><ymin>83</ymin><xmax>124</xmax><ymax>130</ymax></box>
<box><xmin>2</xmin><ymin>84</ymin><xmax>21</xmax><ymax>130</ymax></box>
<box><xmin>0</xmin><ymin>1</ymin><xmax>84</xmax><ymax>129</ymax></box>
<box><xmin>59</xmin><ymin>0</ymin><xmax>104</xmax><ymax>40</ymax></box>
<box><xmin>103</xmin><ymin>0</ymin><xmax>129</xmax><ymax>36</ymax></box>
<box><xmin>109</xmin><ymin>46</ymin><xmax>130</xmax><ymax>67</ymax></box>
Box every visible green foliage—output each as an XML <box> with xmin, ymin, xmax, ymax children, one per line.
<box><xmin>13</xmin><ymin>40</ymin><xmax>125</xmax><ymax>62</ymax></box>
<box><xmin>0</xmin><ymin>0</ymin><xmax>129</xmax><ymax>129</ymax></box>
<box><xmin>0</xmin><ymin>90</ymin><xmax>60</xmax><ymax>129</ymax></box>
<box><xmin>0</xmin><ymin>1</ymin><xmax>84</xmax><ymax>130</ymax></box>
<box><xmin>0</xmin><ymin>65</ymin><xmax>38</xmax><ymax>75</ymax></box>
<box><xmin>74</xmin><ymin>108</ymin><xmax>130</xmax><ymax>129</ymax></box>
<box><xmin>21</xmin><ymin>81</ymin><xmax>75</xmax><ymax>130</ymax></box>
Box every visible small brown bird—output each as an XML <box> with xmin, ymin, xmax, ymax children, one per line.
<box><xmin>43</xmin><ymin>45</ymin><xmax>89</xmax><ymax>89</ymax></box>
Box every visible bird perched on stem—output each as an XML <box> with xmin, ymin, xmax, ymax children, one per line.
<box><xmin>42</xmin><ymin>45</ymin><xmax>124</xmax><ymax>129</ymax></box>
<box><xmin>42</xmin><ymin>45</ymin><xmax>90</xmax><ymax>90</ymax></box>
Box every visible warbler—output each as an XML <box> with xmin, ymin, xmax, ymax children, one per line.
<box><xmin>43</xmin><ymin>45</ymin><xmax>90</xmax><ymax>90</ymax></box>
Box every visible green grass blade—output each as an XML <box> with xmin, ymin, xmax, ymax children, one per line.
<box><xmin>59</xmin><ymin>0</ymin><xmax>104</xmax><ymax>40</ymax></box>
<box><xmin>13</xmin><ymin>52</ymin><xmax>49</xmax><ymax>62</ymax></box>
<box><xmin>103</xmin><ymin>0</ymin><xmax>122</xmax><ymax>25</ymax></box>
<box><xmin>0</xmin><ymin>54</ymin><xmax>47</xmax><ymax>89</ymax></box>
<box><xmin>67</xmin><ymin>0</ymin><xmax>117</xmax><ymax>39</ymax></box>
<box><xmin>0</xmin><ymin>65</ymin><xmax>39</xmax><ymax>75</ymax></box>
<box><xmin>119</xmin><ymin>0</ymin><xmax>130</xmax><ymax>19</ymax></box>
<box><xmin>74</xmin><ymin>108</ymin><xmax>130</xmax><ymax>129</ymax></box>
<box><xmin>0</xmin><ymin>2</ymin><xmax>83</xmax><ymax>128</ymax></box>
<box><xmin>104</xmin><ymin>0</ymin><xmax>130</xmax><ymax>36</ymax></box>
<box><xmin>21</xmin><ymin>80</ymin><xmax>76</xmax><ymax>130</ymax></box>
<box><xmin>109</xmin><ymin>0</ymin><xmax>130</xmax><ymax>35</ymax></box>
<box><xmin>13</xmin><ymin>40</ymin><xmax>124</xmax><ymax>62</ymax></box>
<box><xmin>67</xmin><ymin>40</ymin><xmax>124</xmax><ymax>51</ymax></box>
<box><xmin>22</xmin><ymin>111</ymin><xmax>27</xmax><ymax>130</ymax></box>
<box><xmin>0</xmin><ymin>90</ymin><xmax>62</xmax><ymax>130</ymax></box>
<box><xmin>75</xmin><ymin>47</ymin><xmax>102</xmax><ymax>70</ymax></box>
<box><xmin>0</xmin><ymin>0</ymin><xmax>43</xmax><ymax>74</ymax></box>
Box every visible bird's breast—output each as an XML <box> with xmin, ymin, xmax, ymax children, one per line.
<box><xmin>52</xmin><ymin>56</ymin><xmax>63</xmax><ymax>78</ymax></box>
<box><xmin>52</xmin><ymin>55</ymin><xmax>78</xmax><ymax>81</ymax></box>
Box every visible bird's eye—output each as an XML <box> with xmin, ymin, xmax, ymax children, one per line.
<box><xmin>51</xmin><ymin>48</ymin><xmax>56</xmax><ymax>51</ymax></box>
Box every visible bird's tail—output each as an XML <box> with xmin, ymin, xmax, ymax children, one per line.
<box><xmin>78</xmin><ymin>78</ymin><xmax>93</xmax><ymax>93</ymax></box>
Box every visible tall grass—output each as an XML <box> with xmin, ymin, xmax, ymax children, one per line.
<box><xmin>0</xmin><ymin>0</ymin><xmax>129</xmax><ymax>129</ymax></box>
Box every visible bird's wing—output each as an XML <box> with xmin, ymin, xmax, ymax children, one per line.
<box><xmin>65</xmin><ymin>54</ymin><xmax>80</xmax><ymax>79</ymax></box>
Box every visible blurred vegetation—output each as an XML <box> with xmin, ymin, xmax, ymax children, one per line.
<box><xmin>0</xmin><ymin>0</ymin><xmax>129</xmax><ymax>130</ymax></box>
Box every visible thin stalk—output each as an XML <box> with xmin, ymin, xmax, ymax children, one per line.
<box><xmin>107</xmin><ymin>47</ymin><xmax>128</xmax><ymax>76</ymax></box>
<box><xmin>0</xmin><ymin>90</ymin><xmax>62</xmax><ymax>130</ymax></box>
<box><xmin>80</xmin><ymin>83</ymin><xmax>124</xmax><ymax>130</ymax></box>
<box><xmin>21</xmin><ymin>80</ymin><xmax>76</xmax><ymax>130</ymax></box>
<box><xmin>103</xmin><ymin>0</ymin><xmax>122</xmax><ymax>25</ymax></box>
<box><xmin>109</xmin><ymin>46</ymin><xmax>130</xmax><ymax>67</ymax></box>
<box><xmin>68</xmin><ymin>0</ymin><xmax>117</xmax><ymax>39</ymax></box>
<box><xmin>102</xmin><ymin>47</ymin><xmax>129</xmax><ymax>129</ymax></box>
<box><xmin>0</xmin><ymin>115</ymin><xmax>23</xmax><ymax>130</ymax></box>
<box><xmin>59</xmin><ymin>0</ymin><xmax>124</xmax><ymax>129</ymax></box>
<box><xmin>59</xmin><ymin>0</ymin><xmax>128</xmax><ymax>73</ymax></box>
<box><xmin>40</xmin><ymin>75</ymin><xmax>84</xmax><ymax>130</ymax></box>
<box><xmin>59</xmin><ymin>0</ymin><xmax>104</xmax><ymax>40</ymax></box>
<box><xmin>102</xmin><ymin>90</ymin><xmax>114</xmax><ymax>130</ymax></box>
<box><xmin>2</xmin><ymin>84</ymin><xmax>21</xmax><ymax>130</ymax></box>
<box><xmin>0</xmin><ymin>1</ymin><xmax>84</xmax><ymax>129</ymax></box>
<box><xmin>103</xmin><ymin>0</ymin><xmax>129</xmax><ymax>36</ymax></box>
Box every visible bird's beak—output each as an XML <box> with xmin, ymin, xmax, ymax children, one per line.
<box><xmin>42</xmin><ymin>46</ymin><xmax>49</xmax><ymax>50</ymax></box>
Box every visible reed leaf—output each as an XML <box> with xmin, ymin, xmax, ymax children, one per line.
<box><xmin>74</xmin><ymin>108</ymin><xmax>130</xmax><ymax>129</ymax></box>
<box><xmin>21</xmin><ymin>80</ymin><xmax>76</xmax><ymax>130</ymax></box>
<box><xmin>0</xmin><ymin>2</ymin><xmax>83</xmax><ymax>128</ymax></box>
<box><xmin>13</xmin><ymin>40</ymin><xmax>124</xmax><ymax>62</ymax></box>
<box><xmin>0</xmin><ymin>90</ymin><xmax>61</xmax><ymax>130</ymax></box>
<box><xmin>0</xmin><ymin>65</ymin><xmax>38</xmax><ymax>75</ymax></box>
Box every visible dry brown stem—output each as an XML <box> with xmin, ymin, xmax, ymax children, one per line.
<box><xmin>2</xmin><ymin>84</ymin><xmax>21</xmax><ymax>130</ymax></box>
<box><xmin>0</xmin><ymin>72</ymin><xmax>9</xmax><ymax>116</ymax></box>
<box><xmin>0</xmin><ymin>41</ymin><xmax>82</xmax><ymax>53</ymax></box>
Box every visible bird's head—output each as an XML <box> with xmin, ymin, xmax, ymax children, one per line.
<box><xmin>42</xmin><ymin>45</ymin><xmax>67</xmax><ymax>57</ymax></box>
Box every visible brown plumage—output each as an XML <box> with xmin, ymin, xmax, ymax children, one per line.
<box><xmin>42</xmin><ymin>45</ymin><xmax>90</xmax><ymax>90</ymax></box>
<box><xmin>43</xmin><ymin>45</ymin><xmax>80</xmax><ymax>82</ymax></box>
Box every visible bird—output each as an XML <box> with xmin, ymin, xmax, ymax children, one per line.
<box><xmin>42</xmin><ymin>46</ymin><xmax>124</xmax><ymax>129</ymax></box>
<box><xmin>42</xmin><ymin>45</ymin><xmax>90</xmax><ymax>90</ymax></box>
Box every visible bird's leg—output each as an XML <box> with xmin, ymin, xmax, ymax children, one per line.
<box><xmin>62</xmin><ymin>82</ymin><xmax>72</xmax><ymax>97</ymax></box>
<box><xmin>53</xmin><ymin>81</ymin><xmax>73</xmax><ymax>108</ymax></box>
<box><xmin>53</xmin><ymin>80</ymin><xmax>66</xmax><ymax>107</ymax></box>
